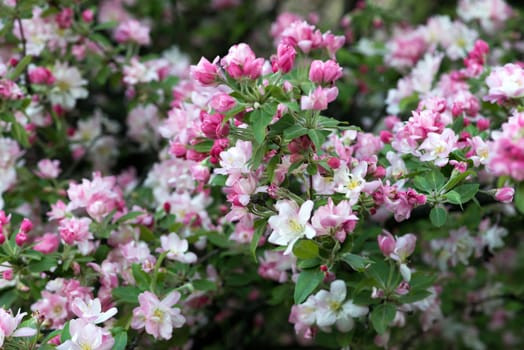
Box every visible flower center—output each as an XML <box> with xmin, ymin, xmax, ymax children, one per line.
<box><xmin>288</xmin><ymin>219</ymin><xmax>304</xmax><ymax>233</ymax></box>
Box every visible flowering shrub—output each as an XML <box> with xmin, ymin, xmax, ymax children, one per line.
<box><xmin>0</xmin><ymin>0</ymin><xmax>523</xmax><ymax>349</ymax></box>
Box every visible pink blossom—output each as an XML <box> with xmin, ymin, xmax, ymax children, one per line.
<box><xmin>131</xmin><ymin>291</ymin><xmax>186</xmax><ymax>340</ymax></box>
<box><xmin>309</xmin><ymin>60</ymin><xmax>343</xmax><ymax>84</ymax></box>
<box><xmin>33</xmin><ymin>233</ymin><xmax>60</xmax><ymax>254</ymax></box>
<box><xmin>220</xmin><ymin>43</ymin><xmax>265</xmax><ymax>80</ymax></box>
<box><xmin>495</xmin><ymin>187</ymin><xmax>514</xmax><ymax>203</ymax></box>
<box><xmin>114</xmin><ymin>19</ymin><xmax>151</xmax><ymax>46</ymax></box>
<box><xmin>271</xmin><ymin>43</ymin><xmax>296</xmax><ymax>73</ymax></box>
<box><xmin>0</xmin><ymin>309</ymin><xmax>36</xmax><ymax>347</ymax></box>
<box><xmin>300</xmin><ymin>86</ymin><xmax>338</xmax><ymax>110</ymax></box>
<box><xmin>210</xmin><ymin>93</ymin><xmax>236</xmax><ymax>113</ymax></box>
<box><xmin>59</xmin><ymin>217</ymin><xmax>92</xmax><ymax>245</ymax></box>
<box><xmin>157</xmin><ymin>232</ymin><xmax>197</xmax><ymax>264</ymax></box>
<box><xmin>71</xmin><ymin>297</ymin><xmax>117</xmax><ymax>324</ymax></box>
<box><xmin>267</xmin><ymin>200</ymin><xmax>316</xmax><ymax>255</ymax></box>
<box><xmin>190</xmin><ymin>57</ymin><xmax>220</xmax><ymax>85</ymax></box>
<box><xmin>36</xmin><ymin>159</ymin><xmax>61</xmax><ymax>179</ymax></box>
<box><xmin>28</xmin><ymin>66</ymin><xmax>55</xmax><ymax>85</ymax></box>
<box><xmin>485</xmin><ymin>63</ymin><xmax>524</xmax><ymax>103</ymax></box>
<box><xmin>258</xmin><ymin>250</ymin><xmax>296</xmax><ymax>282</ymax></box>
<box><xmin>417</xmin><ymin>128</ymin><xmax>458</xmax><ymax>167</ymax></box>
<box><xmin>489</xmin><ymin>112</ymin><xmax>524</xmax><ymax>180</ymax></box>
<box><xmin>311</xmin><ymin>198</ymin><xmax>358</xmax><ymax>241</ymax></box>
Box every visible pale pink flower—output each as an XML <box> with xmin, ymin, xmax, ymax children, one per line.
<box><xmin>190</xmin><ymin>57</ymin><xmax>220</xmax><ymax>85</ymax></box>
<box><xmin>289</xmin><ymin>295</ymin><xmax>317</xmax><ymax>339</ymax></box>
<box><xmin>56</xmin><ymin>318</ymin><xmax>114</xmax><ymax>350</ymax></box>
<box><xmin>267</xmin><ymin>200</ymin><xmax>316</xmax><ymax>255</ymax></box>
<box><xmin>417</xmin><ymin>128</ymin><xmax>458</xmax><ymax>167</ymax></box>
<box><xmin>488</xmin><ymin>111</ymin><xmax>524</xmax><ymax>180</ymax></box>
<box><xmin>258</xmin><ymin>250</ymin><xmax>296</xmax><ymax>283</ymax></box>
<box><xmin>0</xmin><ymin>309</ymin><xmax>36</xmax><ymax>347</ymax></box>
<box><xmin>308</xmin><ymin>60</ymin><xmax>343</xmax><ymax>84</ymax></box>
<box><xmin>71</xmin><ymin>297</ymin><xmax>117</xmax><ymax>324</ymax></box>
<box><xmin>114</xmin><ymin>19</ymin><xmax>151</xmax><ymax>45</ymax></box>
<box><xmin>157</xmin><ymin>232</ymin><xmax>197</xmax><ymax>264</ymax></box>
<box><xmin>49</xmin><ymin>62</ymin><xmax>88</xmax><ymax>109</ymax></box>
<box><xmin>311</xmin><ymin>198</ymin><xmax>358</xmax><ymax>241</ymax></box>
<box><xmin>33</xmin><ymin>233</ymin><xmax>60</xmax><ymax>253</ymax></box>
<box><xmin>300</xmin><ymin>86</ymin><xmax>338</xmax><ymax>111</ymax></box>
<box><xmin>131</xmin><ymin>291</ymin><xmax>186</xmax><ymax>340</ymax></box>
<box><xmin>59</xmin><ymin>217</ymin><xmax>92</xmax><ymax>245</ymax></box>
<box><xmin>485</xmin><ymin>63</ymin><xmax>524</xmax><ymax>103</ymax></box>
<box><xmin>36</xmin><ymin>159</ymin><xmax>61</xmax><ymax>179</ymax></box>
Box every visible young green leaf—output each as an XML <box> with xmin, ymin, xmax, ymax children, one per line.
<box><xmin>294</xmin><ymin>268</ymin><xmax>324</xmax><ymax>304</ymax></box>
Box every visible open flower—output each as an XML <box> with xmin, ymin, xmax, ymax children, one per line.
<box><xmin>131</xmin><ymin>291</ymin><xmax>186</xmax><ymax>340</ymax></box>
<box><xmin>268</xmin><ymin>200</ymin><xmax>316</xmax><ymax>255</ymax></box>
<box><xmin>315</xmin><ymin>280</ymin><xmax>369</xmax><ymax>332</ymax></box>
<box><xmin>157</xmin><ymin>232</ymin><xmax>197</xmax><ymax>263</ymax></box>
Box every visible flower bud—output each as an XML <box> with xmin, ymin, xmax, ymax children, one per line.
<box><xmin>20</xmin><ymin>218</ymin><xmax>33</xmax><ymax>233</ymax></box>
<box><xmin>495</xmin><ymin>187</ymin><xmax>514</xmax><ymax>203</ymax></box>
<box><xmin>15</xmin><ymin>232</ymin><xmax>28</xmax><ymax>246</ymax></box>
<box><xmin>377</xmin><ymin>231</ymin><xmax>395</xmax><ymax>257</ymax></box>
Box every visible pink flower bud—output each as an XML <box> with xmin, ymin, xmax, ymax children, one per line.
<box><xmin>0</xmin><ymin>211</ymin><xmax>10</xmax><ymax>225</ymax></box>
<box><xmin>56</xmin><ymin>8</ymin><xmax>74</xmax><ymax>29</ymax></box>
<box><xmin>190</xmin><ymin>164</ymin><xmax>210</xmax><ymax>182</ymax></box>
<box><xmin>28</xmin><ymin>67</ymin><xmax>55</xmax><ymax>85</ymax></box>
<box><xmin>210</xmin><ymin>93</ymin><xmax>236</xmax><ymax>113</ymax></box>
<box><xmin>191</xmin><ymin>57</ymin><xmax>219</xmax><ymax>85</ymax></box>
<box><xmin>477</xmin><ymin>118</ymin><xmax>490</xmax><ymax>131</ymax></box>
<box><xmin>327</xmin><ymin>157</ymin><xmax>340</xmax><ymax>169</ymax></box>
<box><xmin>378</xmin><ymin>231</ymin><xmax>395</xmax><ymax>257</ymax></box>
<box><xmin>20</xmin><ymin>218</ymin><xmax>33</xmax><ymax>233</ymax></box>
<box><xmin>495</xmin><ymin>187</ymin><xmax>514</xmax><ymax>203</ymax></box>
<box><xmin>272</xmin><ymin>43</ymin><xmax>296</xmax><ymax>74</ymax></box>
<box><xmin>82</xmin><ymin>9</ymin><xmax>94</xmax><ymax>23</ymax></box>
<box><xmin>170</xmin><ymin>142</ymin><xmax>186</xmax><ymax>158</ymax></box>
<box><xmin>2</xmin><ymin>269</ymin><xmax>13</xmax><ymax>281</ymax></box>
<box><xmin>15</xmin><ymin>232</ymin><xmax>28</xmax><ymax>246</ymax></box>
<box><xmin>33</xmin><ymin>233</ymin><xmax>60</xmax><ymax>254</ymax></box>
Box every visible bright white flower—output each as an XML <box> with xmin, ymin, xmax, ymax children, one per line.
<box><xmin>334</xmin><ymin>162</ymin><xmax>368</xmax><ymax>205</ymax></box>
<box><xmin>71</xmin><ymin>297</ymin><xmax>117</xmax><ymax>324</ymax></box>
<box><xmin>123</xmin><ymin>58</ymin><xmax>159</xmax><ymax>85</ymax></box>
<box><xmin>215</xmin><ymin>140</ymin><xmax>252</xmax><ymax>184</ymax></box>
<box><xmin>268</xmin><ymin>200</ymin><xmax>316</xmax><ymax>255</ymax></box>
<box><xmin>481</xmin><ymin>225</ymin><xmax>507</xmax><ymax>252</ymax></box>
<box><xmin>157</xmin><ymin>232</ymin><xmax>197</xmax><ymax>263</ymax></box>
<box><xmin>417</xmin><ymin>129</ymin><xmax>458</xmax><ymax>167</ymax></box>
<box><xmin>315</xmin><ymin>280</ymin><xmax>369</xmax><ymax>332</ymax></box>
<box><xmin>56</xmin><ymin>318</ymin><xmax>113</xmax><ymax>350</ymax></box>
<box><xmin>49</xmin><ymin>62</ymin><xmax>88</xmax><ymax>109</ymax></box>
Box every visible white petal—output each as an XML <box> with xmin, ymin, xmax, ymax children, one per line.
<box><xmin>330</xmin><ymin>280</ymin><xmax>347</xmax><ymax>302</ymax></box>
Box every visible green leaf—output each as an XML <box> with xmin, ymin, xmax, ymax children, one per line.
<box><xmin>251</xmin><ymin>109</ymin><xmax>271</xmax><ymax>144</ymax></box>
<box><xmin>413</xmin><ymin>176</ymin><xmax>431</xmax><ymax>193</ymax></box>
<box><xmin>207</xmin><ymin>232</ymin><xmax>231</xmax><ymax>248</ymax></box>
<box><xmin>192</xmin><ymin>139</ymin><xmax>214</xmax><ymax>153</ymax></box>
<box><xmin>112</xmin><ymin>331</ymin><xmax>127</xmax><ymax>350</ymax></box>
<box><xmin>294</xmin><ymin>268</ymin><xmax>324</xmax><ymax>304</ymax></box>
<box><xmin>292</xmin><ymin>239</ymin><xmax>319</xmax><ymax>259</ymax></box>
<box><xmin>454</xmin><ymin>183</ymin><xmax>479</xmax><ymax>203</ymax></box>
<box><xmin>193</xmin><ymin>279</ymin><xmax>217</xmax><ymax>292</ymax></box>
<box><xmin>266</xmin><ymin>85</ymin><xmax>288</xmax><ymax>101</ymax></box>
<box><xmin>397</xmin><ymin>290</ymin><xmax>432</xmax><ymax>304</ymax></box>
<box><xmin>308</xmin><ymin>129</ymin><xmax>326</xmax><ymax>151</ymax></box>
<box><xmin>445</xmin><ymin>190</ymin><xmax>462</xmax><ymax>205</ymax></box>
<box><xmin>429</xmin><ymin>207</ymin><xmax>447</xmax><ymax>227</ymax></box>
<box><xmin>28</xmin><ymin>256</ymin><xmax>57</xmax><ymax>273</ymax></box>
<box><xmin>516</xmin><ymin>182</ymin><xmax>524</xmax><ymax>214</ymax></box>
<box><xmin>284</xmin><ymin>124</ymin><xmax>308</xmax><ymax>140</ymax></box>
<box><xmin>367</xmin><ymin>259</ymin><xmax>389</xmax><ymax>289</ymax></box>
<box><xmin>8</xmin><ymin>55</ymin><xmax>31</xmax><ymax>80</ymax></box>
<box><xmin>61</xmin><ymin>321</ymin><xmax>71</xmax><ymax>342</ymax></box>
<box><xmin>306</xmin><ymin>162</ymin><xmax>318</xmax><ymax>176</ymax></box>
<box><xmin>250</xmin><ymin>219</ymin><xmax>266</xmax><ymax>261</ymax></box>
<box><xmin>112</xmin><ymin>286</ymin><xmax>141</xmax><ymax>304</ymax></box>
<box><xmin>268</xmin><ymin>114</ymin><xmax>295</xmax><ymax>136</ymax></box>
<box><xmin>250</xmin><ymin>142</ymin><xmax>266</xmax><ymax>170</ymax></box>
<box><xmin>341</xmin><ymin>253</ymin><xmax>372</xmax><ymax>272</ymax></box>
<box><xmin>11</xmin><ymin>121</ymin><xmax>30</xmax><ymax>148</ymax></box>
<box><xmin>115</xmin><ymin>211</ymin><xmax>144</xmax><ymax>225</ymax></box>
<box><xmin>131</xmin><ymin>264</ymin><xmax>150</xmax><ymax>290</ymax></box>
<box><xmin>94</xmin><ymin>20</ymin><xmax>118</xmax><ymax>31</ymax></box>
<box><xmin>209</xmin><ymin>174</ymin><xmax>227</xmax><ymax>187</ymax></box>
<box><xmin>427</xmin><ymin>170</ymin><xmax>446</xmax><ymax>190</ymax></box>
<box><xmin>371</xmin><ymin>303</ymin><xmax>396</xmax><ymax>334</ymax></box>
